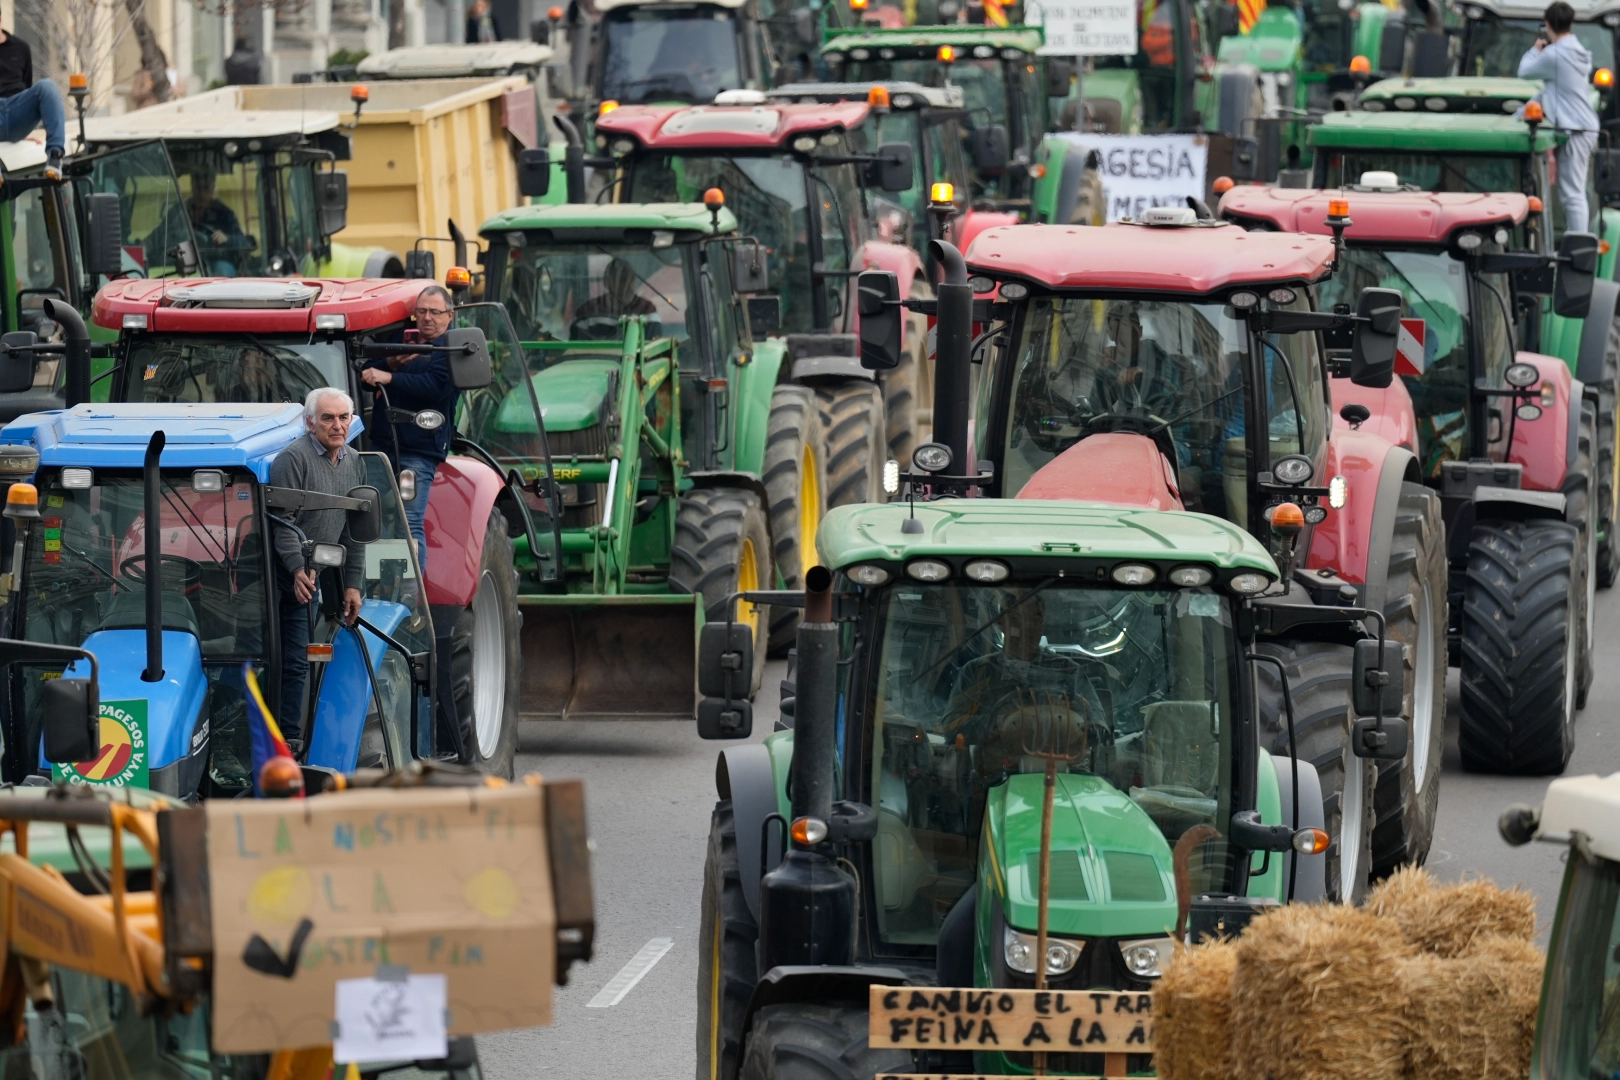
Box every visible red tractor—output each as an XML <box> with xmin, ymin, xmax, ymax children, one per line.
<box><xmin>91</xmin><ymin>277</ymin><xmax>544</xmax><ymax>778</ymax></box>
<box><xmin>912</xmin><ymin>208</ymin><xmax>1447</xmax><ymax>896</ymax></box>
<box><xmin>1220</xmin><ymin>185</ymin><xmax>1600</xmax><ymax>780</ymax></box>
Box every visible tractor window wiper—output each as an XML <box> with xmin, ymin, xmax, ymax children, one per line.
<box><xmin>593</xmin><ymin>246</ymin><xmax>678</xmax><ymax>308</ymax></box>
<box><xmin>161</xmin><ymin>481</ymin><xmax>232</xmax><ymax>568</ymax></box>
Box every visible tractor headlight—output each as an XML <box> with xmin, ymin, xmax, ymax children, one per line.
<box><xmin>1118</xmin><ymin>936</ymin><xmax>1176</xmax><ymax>978</ymax></box>
<box><xmin>848</xmin><ymin>563</ymin><xmax>891</xmax><ymax>587</ymax></box>
<box><xmin>1004</xmin><ymin>926</ymin><xmax>1082</xmax><ymax>976</ymax></box>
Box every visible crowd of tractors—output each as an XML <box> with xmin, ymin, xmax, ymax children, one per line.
<box><xmin>2</xmin><ymin>0</ymin><xmax>1620</xmax><ymax>1075</ymax></box>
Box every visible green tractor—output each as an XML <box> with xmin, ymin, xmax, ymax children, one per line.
<box><xmin>472</xmin><ymin>200</ymin><xmax>825</xmax><ymax>713</ymax></box>
<box><xmin>690</xmin><ymin>239</ymin><xmax>1408</xmax><ymax>1080</ymax></box>
<box><xmin>1305</xmin><ymin>98</ymin><xmax>1620</xmax><ymax>587</ymax></box>
<box><xmin>1454</xmin><ymin>0</ymin><xmax>1620</xmax><ymax>126</ymax></box>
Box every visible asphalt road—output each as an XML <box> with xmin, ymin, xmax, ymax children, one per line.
<box><xmin>480</xmin><ymin>590</ymin><xmax>1620</xmax><ymax>1079</ymax></box>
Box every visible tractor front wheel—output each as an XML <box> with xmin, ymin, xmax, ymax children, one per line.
<box><xmin>450</xmin><ymin>512</ymin><xmax>521</xmax><ymax>779</ymax></box>
<box><xmin>741</xmin><ymin>1003</ymin><xmax>913</xmax><ymax>1080</ymax></box>
<box><xmin>763</xmin><ymin>386</ymin><xmax>828</xmax><ymax>655</ymax></box>
<box><xmin>671</xmin><ymin>487</ymin><xmax>771</xmax><ymax>696</ymax></box>
<box><xmin>696</xmin><ymin>801</ymin><xmax>759</xmax><ymax>1080</ymax></box>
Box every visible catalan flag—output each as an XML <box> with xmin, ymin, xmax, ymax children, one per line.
<box><xmin>244</xmin><ymin>662</ymin><xmax>300</xmax><ymax>797</ymax></box>
<box><xmin>1237</xmin><ymin>0</ymin><xmax>1265</xmax><ymax>33</ymax></box>
<box><xmin>983</xmin><ymin>0</ymin><xmax>1010</xmax><ymax>27</ymax></box>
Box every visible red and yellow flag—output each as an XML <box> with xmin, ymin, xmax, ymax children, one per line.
<box><xmin>1238</xmin><ymin>0</ymin><xmax>1265</xmax><ymax>33</ymax></box>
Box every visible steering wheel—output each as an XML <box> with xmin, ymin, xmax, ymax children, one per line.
<box><xmin>119</xmin><ymin>554</ymin><xmax>205</xmax><ymax>595</ymax></box>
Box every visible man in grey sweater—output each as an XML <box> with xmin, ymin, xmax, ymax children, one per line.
<box><xmin>269</xmin><ymin>387</ymin><xmax>367</xmax><ymax>740</ymax></box>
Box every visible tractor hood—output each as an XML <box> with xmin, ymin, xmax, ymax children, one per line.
<box><xmin>529</xmin><ymin>360</ymin><xmax>617</xmax><ymax>434</ymax></box>
<box><xmin>986</xmin><ymin>772</ymin><xmax>1178</xmax><ymax>939</ymax></box>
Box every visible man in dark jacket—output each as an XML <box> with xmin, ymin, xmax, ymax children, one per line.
<box><xmin>0</xmin><ymin>17</ymin><xmax>66</xmax><ymax>180</ymax></box>
<box><xmin>361</xmin><ymin>284</ymin><xmax>459</xmax><ymax>566</ymax></box>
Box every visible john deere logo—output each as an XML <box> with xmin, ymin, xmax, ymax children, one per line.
<box><xmin>52</xmin><ymin>700</ymin><xmax>149</xmax><ymax>788</ymax></box>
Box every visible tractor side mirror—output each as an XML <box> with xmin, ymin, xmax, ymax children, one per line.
<box><xmin>1352</xmin><ymin>715</ymin><xmax>1409</xmax><ymax>760</ymax></box>
<box><xmin>732</xmin><ymin>241</ymin><xmax>770</xmax><ymax>292</ymax></box>
<box><xmin>970</xmin><ymin>125</ymin><xmax>1010</xmax><ymax>172</ymax></box>
<box><xmin>1230</xmin><ymin>136</ymin><xmax>1260</xmax><ymax>181</ymax></box>
<box><xmin>746</xmin><ymin>296</ymin><xmax>782</xmax><ymax>335</ymax></box>
<box><xmin>1554</xmin><ymin>231</ymin><xmax>1599</xmax><ymax>318</ymax></box>
<box><xmin>1597</xmin><ymin>149</ymin><xmax>1620</xmax><ymax>197</ymax></box>
<box><xmin>1044</xmin><ymin>58</ymin><xmax>1074</xmax><ymax>98</ymax></box>
<box><xmin>696</xmin><ymin>621</ymin><xmax>753</xmax><ymax>739</ymax></box>
<box><xmin>1377</xmin><ymin>17</ymin><xmax>1406</xmax><ymax>74</ymax></box>
<box><xmin>857</xmin><ymin>270</ymin><xmax>902</xmax><ymax>370</ymax></box>
<box><xmin>0</xmin><ymin>333</ymin><xmax>37</xmax><ymax>394</ymax></box>
<box><xmin>445</xmin><ymin>327</ymin><xmax>493</xmax><ymax>390</ymax></box>
<box><xmin>42</xmin><ymin>675</ymin><xmax>99</xmax><ymax>764</ymax></box>
<box><xmin>84</xmin><ymin>192</ymin><xmax>124</xmax><ymax>278</ymax></box>
<box><xmin>406</xmin><ymin>250</ymin><xmax>437</xmax><ymax>280</ymax></box>
<box><xmin>345</xmin><ymin>485</ymin><xmax>382</xmax><ymax>544</ymax></box>
<box><xmin>316</xmin><ymin>171</ymin><xmax>349</xmax><ymax>237</ymax></box>
<box><xmin>1351</xmin><ymin>637</ymin><xmax>1406</xmax><ymax>717</ymax></box>
<box><xmin>518</xmin><ymin>147</ymin><xmax>552</xmax><ymax>198</ymax></box>
<box><xmin>868</xmin><ymin>142</ymin><xmax>915</xmax><ymax>193</ymax></box>
<box><xmin>1350</xmin><ymin>287</ymin><xmax>1402</xmax><ymax>388</ymax></box>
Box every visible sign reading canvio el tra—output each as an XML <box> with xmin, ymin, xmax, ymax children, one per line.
<box><xmin>206</xmin><ymin>786</ymin><xmax>556</xmax><ymax>1052</ymax></box>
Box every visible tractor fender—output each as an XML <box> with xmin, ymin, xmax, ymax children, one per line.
<box><xmin>1304</xmin><ymin>432</ymin><xmax>1416</xmax><ymax>614</ymax></box>
<box><xmin>1271</xmin><ymin>754</ymin><xmax>1327</xmax><ymax>904</ymax></box>
<box><xmin>1507</xmin><ymin>353</ymin><xmax>1573</xmax><ymax>493</ymax></box>
<box><xmin>861</xmin><ymin>240</ymin><xmax>926</xmax><ymax>350</ymax></box>
<box><xmin>715</xmin><ymin>743</ymin><xmax>781</xmax><ymax>924</ymax></box>
<box><xmin>423</xmin><ymin>454</ymin><xmax>506</xmax><ymax>607</ymax></box>
<box><xmin>363</xmin><ymin>248</ymin><xmax>408</xmax><ymax>279</ymax></box>
<box><xmin>1329</xmin><ymin>374</ymin><xmax>1418</xmax><ymax>454</ymax></box>
<box><xmin>740</xmin><ymin>965</ymin><xmax>912</xmax><ymax>1041</ymax></box>
<box><xmin>1575</xmin><ymin>278</ymin><xmax>1619</xmax><ymax>387</ymax></box>
<box><xmin>1471</xmin><ymin>486</ymin><xmax>1568</xmax><ymax>522</ymax></box>
<box><xmin>732</xmin><ymin>338</ymin><xmax>789</xmax><ymax>477</ymax></box>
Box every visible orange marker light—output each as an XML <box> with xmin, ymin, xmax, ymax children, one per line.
<box><xmin>867</xmin><ymin>85</ymin><xmax>890</xmax><ymax>107</ymax></box>
<box><xmin>69</xmin><ymin>73</ymin><xmax>88</xmax><ymax>91</ymax></box>
<box><xmin>1028</xmin><ymin>162</ymin><xmax>1046</xmax><ymax>179</ymax></box>
<box><xmin>1349</xmin><ymin>54</ymin><xmax>1371</xmax><ymax>74</ymax></box>
<box><xmin>704</xmin><ymin>187</ymin><xmax>726</xmax><ymax>209</ymax></box>
<box><xmin>851</xmin><ymin>0</ymin><xmax>869</xmax><ymax>9</ymax></box>
<box><xmin>1529</xmin><ymin>195</ymin><xmax>1544</xmax><ymax>212</ymax></box>
<box><xmin>446</xmin><ymin>266</ymin><xmax>472</xmax><ymax>288</ymax></box>
<box><xmin>1293</xmin><ymin>827</ymin><xmax>1331</xmax><ymax>856</ymax></box>
<box><xmin>1597</xmin><ymin>67</ymin><xmax>1615</xmax><ymax>88</ymax></box>
<box><xmin>1213</xmin><ymin>175</ymin><xmax>1235</xmax><ymax>194</ymax></box>
<box><xmin>930</xmin><ymin>181</ymin><xmax>955</xmax><ymax>205</ymax></box>
<box><xmin>790</xmin><ymin>816</ymin><xmax>828</xmax><ymax>845</ymax></box>
<box><xmin>4</xmin><ymin>482</ymin><xmax>38</xmax><ymax>521</ymax></box>
<box><xmin>306</xmin><ymin>643</ymin><xmax>335</xmax><ymax>662</ymax></box>
<box><xmin>259</xmin><ymin>756</ymin><xmax>305</xmax><ymax>798</ymax></box>
<box><xmin>1604</xmin><ymin>240</ymin><xmax>1613</xmax><ymax>255</ymax></box>
<box><xmin>1524</xmin><ymin>100</ymin><xmax>1544</xmax><ymax>122</ymax></box>
<box><xmin>1328</xmin><ymin>198</ymin><xmax>1350</xmax><ymax>217</ymax></box>
<box><xmin>938</xmin><ymin>44</ymin><xmax>957</xmax><ymax>62</ymax></box>
<box><xmin>599</xmin><ymin>99</ymin><xmax>620</xmax><ymax>115</ymax></box>
<box><xmin>350</xmin><ymin>83</ymin><xmax>370</xmax><ymax>103</ymax></box>
<box><xmin>548</xmin><ymin>4</ymin><xmax>563</xmax><ymax>15</ymax></box>
<box><xmin>1271</xmin><ymin>501</ymin><xmax>1306</xmax><ymax>533</ymax></box>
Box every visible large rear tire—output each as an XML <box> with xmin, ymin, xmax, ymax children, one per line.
<box><xmin>1458</xmin><ymin>517</ymin><xmax>1579</xmax><ymax>775</ymax></box>
<box><xmin>763</xmin><ymin>386</ymin><xmax>827</xmax><ymax>655</ymax></box>
<box><xmin>881</xmin><ymin>278</ymin><xmax>934</xmax><ymax>466</ymax></box>
<box><xmin>1252</xmin><ymin>640</ymin><xmax>1372</xmax><ymax>904</ymax></box>
<box><xmin>671</xmin><ymin>487</ymin><xmax>771</xmax><ymax>696</ymax></box>
<box><xmin>1566</xmin><ymin>398</ymin><xmax>1597</xmax><ymax>708</ymax></box>
<box><xmin>1369</xmin><ymin>482</ymin><xmax>1447</xmax><ymax>878</ymax></box>
<box><xmin>740</xmin><ymin>1003</ymin><xmax>912</xmax><ymax>1080</ymax></box>
<box><xmin>815</xmin><ymin>381</ymin><xmax>886</xmax><ymax>507</ymax></box>
<box><xmin>696</xmin><ymin>801</ymin><xmax>759</xmax><ymax>1080</ymax></box>
<box><xmin>452</xmin><ymin>512</ymin><xmax>521</xmax><ymax>779</ymax></box>
<box><xmin>1596</xmin><ymin>316</ymin><xmax>1619</xmax><ymax>588</ymax></box>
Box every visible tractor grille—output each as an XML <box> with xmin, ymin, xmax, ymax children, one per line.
<box><xmin>547</xmin><ymin>422</ymin><xmax>608</xmax><ymax>459</ymax></box>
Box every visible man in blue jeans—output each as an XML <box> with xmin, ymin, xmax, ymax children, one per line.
<box><xmin>0</xmin><ymin>18</ymin><xmax>66</xmax><ymax>180</ymax></box>
<box><xmin>361</xmin><ymin>284</ymin><xmax>459</xmax><ymax>568</ymax></box>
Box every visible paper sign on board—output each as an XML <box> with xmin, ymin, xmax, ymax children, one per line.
<box><xmin>333</xmin><ymin>973</ymin><xmax>449</xmax><ymax>1063</ymax></box>
<box><xmin>1052</xmin><ymin>133</ymin><xmax>1207</xmax><ymax>222</ymax></box>
<box><xmin>1029</xmin><ymin>0</ymin><xmax>1138</xmax><ymax>55</ymax></box>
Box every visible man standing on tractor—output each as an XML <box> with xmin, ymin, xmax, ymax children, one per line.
<box><xmin>360</xmin><ymin>285</ymin><xmax>459</xmax><ymax>564</ymax></box>
<box><xmin>0</xmin><ymin>9</ymin><xmax>66</xmax><ymax>181</ymax></box>
<box><xmin>1521</xmin><ymin>1</ymin><xmax>1599</xmax><ymax>231</ymax></box>
<box><xmin>269</xmin><ymin>388</ymin><xmax>367</xmax><ymax>742</ymax></box>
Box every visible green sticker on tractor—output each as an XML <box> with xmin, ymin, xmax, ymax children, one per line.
<box><xmin>52</xmin><ymin>699</ymin><xmax>149</xmax><ymax>788</ymax></box>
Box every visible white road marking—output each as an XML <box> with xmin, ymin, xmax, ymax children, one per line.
<box><xmin>585</xmin><ymin>937</ymin><xmax>674</xmax><ymax>1008</ymax></box>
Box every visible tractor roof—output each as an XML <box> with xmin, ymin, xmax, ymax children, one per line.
<box><xmin>93</xmin><ymin>278</ymin><xmax>430</xmax><ymax>334</ymax></box>
<box><xmin>1220</xmin><ymin>187</ymin><xmax>1529</xmax><ymax>244</ymax></box>
<box><xmin>817</xmin><ymin>499</ymin><xmax>1276</xmax><ymax>573</ymax></box>
<box><xmin>480</xmin><ymin>201</ymin><xmax>739</xmax><ymax>236</ymax></box>
<box><xmin>1</xmin><ymin>402</ymin><xmax>309</xmax><ymax>480</ymax></box>
<box><xmin>596</xmin><ymin>102</ymin><xmax>871</xmax><ymax>149</ymax></box>
<box><xmin>356</xmin><ymin>41</ymin><xmax>553</xmax><ymax>77</ymax></box>
<box><xmin>0</xmin><ymin>140</ymin><xmax>46</xmax><ymax>176</ymax></box>
<box><xmin>768</xmin><ymin>81</ymin><xmax>965</xmax><ymax>109</ymax></box>
<box><xmin>964</xmin><ymin>222</ymin><xmax>1337</xmax><ymax>294</ymax></box>
<box><xmin>1466</xmin><ymin>0</ymin><xmax>1620</xmax><ymax>18</ymax></box>
<box><xmin>1308</xmin><ymin>109</ymin><xmax>1558</xmax><ymax>153</ymax></box>
<box><xmin>1534</xmin><ymin>772</ymin><xmax>1620</xmax><ymax>862</ymax></box>
<box><xmin>821</xmin><ymin>25</ymin><xmax>1044</xmax><ymax>53</ymax></box>
<box><xmin>83</xmin><ymin>101</ymin><xmax>344</xmax><ymax>143</ymax></box>
<box><xmin>1357</xmin><ymin>76</ymin><xmax>1542</xmax><ymax>113</ymax></box>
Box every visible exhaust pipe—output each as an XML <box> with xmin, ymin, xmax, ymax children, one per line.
<box><xmin>551</xmin><ymin>114</ymin><xmax>589</xmax><ymax>204</ymax></box>
<box><xmin>41</xmin><ymin>299</ymin><xmax>90</xmax><ymax>409</ymax></box>
<box><xmin>141</xmin><ymin>430</ymin><xmax>165</xmax><ymax>682</ymax></box>
<box><xmin>929</xmin><ymin>239</ymin><xmax>973</xmax><ymax>475</ymax></box>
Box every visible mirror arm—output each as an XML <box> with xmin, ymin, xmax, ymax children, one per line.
<box><xmin>1477</xmin><ymin>251</ymin><xmax>1549</xmax><ymax>273</ymax></box>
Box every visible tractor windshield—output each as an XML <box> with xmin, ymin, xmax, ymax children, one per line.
<box><xmin>493</xmin><ymin>241</ymin><xmax>690</xmax><ymax>346</ymax></box>
<box><xmin>864</xmin><ymin>580</ymin><xmax>1240</xmax><ymax>946</ymax></box>
<box><xmin>993</xmin><ymin>294</ymin><xmax>1328</xmax><ymax>526</ymax></box>
<box><xmin>1316</xmin><ymin>246</ymin><xmax>1513</xmax><ymax>476</ymax></box>
<box><xmin>1315</xmin><ymin>150</ymin><xmax>1526</xmax><ymax>195</ymax></box>
<box><xmin>119</xmin><ymin>335</ymin><xmax>347</xmax><ymax>406</ymax></box>
<box><xmin>167</xmin><ymin>151</ymin><xmax>322</xmax><ymax>278</ymax></box>
<box><xmin>599</xmin><ymin>7</ymin><xmax>742</xmax><ymax>104</ymax></box>
<box><xmin>1461</xmin><ymin>15</ymin><xmax>1614</xmax><ymax>76</ymax></box>
<box><xmin>1537</xmin><ymin>851</ymin><xmax>1620</xmax><ymax>1078</ymax></box>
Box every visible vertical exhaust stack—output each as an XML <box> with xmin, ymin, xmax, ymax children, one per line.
<box><xmin>930</xmin><ymin>239</ymin><xmax>974</xmax><ymax>475</ymax></box>
<box><xmin>42</xmin><ymin>299</ymin><xmax>91</xmax><ymax>409</ymax></box>
<box><xmin>141</xmin><ymin>431</ymin><xmax>166</xmax><ymax>682</ymax></box>
<box><xmin>759</xmin><ymin>565</ymin><xmax>856</xmax><ymax>971</ymax></box>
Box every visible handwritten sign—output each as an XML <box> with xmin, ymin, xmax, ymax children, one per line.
<box><xmin>868</xmin><ymin>986</ymin><xmax>1155</xmax><ymax>1054</ymax></box>
<box><xmin>1030</xmin><ymin>0</ymin><xmax>1137</xmax><ymax>56</ymax></box>
<box><xmin>207</xmin><ymin>785</ymin><xmax>556</xmax><ymax>1053</ymax></box>
<box><xmin>1053</xmin><ymin>134</ymin><xmax>1208</xmax><ymax>223</ymax></box>
<box><xmin>333</xmin><ymin>973</ymin><xmax>449</xmax><ymax>1063</ymax></box>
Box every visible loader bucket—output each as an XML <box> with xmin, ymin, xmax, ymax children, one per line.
<box><xmin>519</xmin><ymin>595</ymin><xmax>698</xmax><ymax>720</ymax></box>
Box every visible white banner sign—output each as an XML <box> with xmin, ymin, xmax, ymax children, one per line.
<box><xmin>1056</xmin><ymin>133</ymin><xmax>1207</xmax><ymax>222</ymax></box>
<box><xmin>1030</xmin><ymin>0</ymin><xmax>1137</xmax><ymax>56</ymax></box>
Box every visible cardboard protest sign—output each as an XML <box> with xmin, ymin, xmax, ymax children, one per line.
<box><xmin>207</xmin><ymin>785</ymin><xmax>555</xmax><ymax>1053</ymax></box>
<box><xmin>869</xmin><ymin>985</ymin><xmax>1155</xmax><ymax>1054</ymax></box>
<box><xmin>1053</xmin><ymin>134</ymin><xmax>1208</xmax><ymax>223</ymax></box>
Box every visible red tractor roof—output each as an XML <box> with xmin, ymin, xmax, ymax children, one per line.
<box><xmin>964</xmin><ymin>223</ymin><xmax>1337</xmax><ymax>294</ymax></box>
<box><xmin>595</xmin><ymin>101</ymin><xmax>871</xmax><ymax>150</ymax></box>
<box><xmin>1219</xmin><ymin>188</ymin><xmax>1530</xmax><ymax>244</ymax></box>
<box><xmin>93</xmin><ymin>278</ymin><xmax>432</xmax><ymax>334</ymax></box>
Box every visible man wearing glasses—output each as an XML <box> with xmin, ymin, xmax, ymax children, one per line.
<box><xmin>360</xmin><ymin>284</ymin><xmax>460</xmax><ymax>565</ymax></box>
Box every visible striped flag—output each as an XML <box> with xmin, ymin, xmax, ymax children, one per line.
<box><xmin>983</xmin><ymin>0</ymin><xmax>1010</xmax><ymax>27</ymax></box>
<box><xmin>1237</xmin><ymin>0</ymin><xmax>1265</xmax><ymax>32</ymax></box>
<box><xmin>244</xmin><ymin>662</ymin><xmax>301</xmax><ymax>797</ymax></box>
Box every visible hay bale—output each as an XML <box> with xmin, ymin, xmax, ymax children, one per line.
<box><xmin>1156</xmin><ymin>939</ymin><xmax>1237</xmax><ymax>1080</ymax></box>
<box><xmin>1399</xmin><ymin>934</ymin><xmax>1544</xmax><ymax>1080</ymax></box>
<box><xmin>1228</xmin><ymin>903</ymin><xmax>1412</xmax><ymax>1080</ymax></box>
<box><xmin>1367</xmin><ymin>867</ymin><xmax>1536</xmax><ymax>957</ymax></box>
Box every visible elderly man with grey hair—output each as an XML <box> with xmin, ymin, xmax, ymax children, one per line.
<box><xmin>267</xmin><ymin>386</ymin><xmax>368</xmax><ymax>741</ymax></box>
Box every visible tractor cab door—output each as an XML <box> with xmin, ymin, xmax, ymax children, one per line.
<box><xmin>452</xmin><ymin>301</ymin><xmax>565</xmax><ymax>586</ymax></box>
<box><xmin>76</xmin><ymin>141</ymin><xmax>197</xmax><ymax>286</ymax></box>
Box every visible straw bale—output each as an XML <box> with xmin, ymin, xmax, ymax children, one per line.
<box><xmin>1156</xmin><ymin>939</ymin><xmax>1237</xmax><ymax>1080</ymax></box>
<box><xmin>1228</xmin><ymin>903</ymin><xmax>1412</xmax><ymax>1080</ymax></box>
<box><xmin>1398</xmin><ymin>934</ymin><xmax>1543</xmax><ymax>1080</ymax></box>
<box><xmin>1367</xmin><ymin>867</ymin><xmax>1536</xmax><ymax>957</ymax></box>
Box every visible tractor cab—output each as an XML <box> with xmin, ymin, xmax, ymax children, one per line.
<box><xmin>584</xmin><ymin>0</ymin><xmax>778</xmax><ymax>109</ymax></box>
<box><xmin>1455</xmin><ymin>0</ymin><xmax>1619</xmax><ymax>124</ymax></box>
